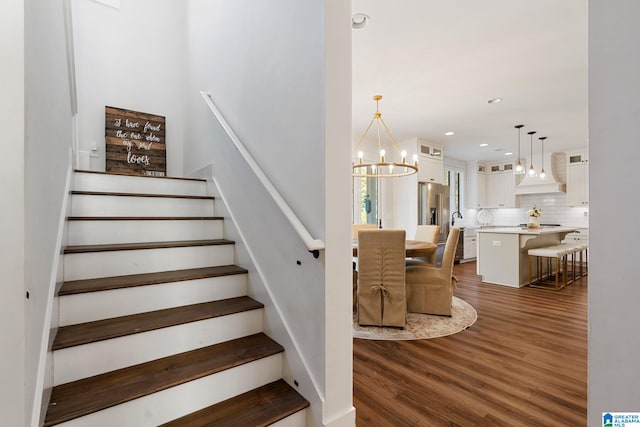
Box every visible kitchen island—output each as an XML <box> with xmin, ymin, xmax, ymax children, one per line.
<box><xmin>476</xmin><ymin>227</ymin><xmax>576</xmax><ymax>287</ymax></box>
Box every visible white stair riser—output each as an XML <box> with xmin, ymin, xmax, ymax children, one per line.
<box><xmin>59</xmin><ymin>274</ymin><xmax>247</xmax><ymax>326</ymax></box>
<box><xmin>271</xmin><ymin>410</ymin><xmax>307</xmax><ymax>427</ymax></box>
<box><xmin>71</xmin><ymin>194</ymin><xmax>215</xmax><ymax>217</ymax></box>
<box><xmin>55</xmin><ymin>354</ymin><xmax>283</xmax><ymax>427</ymax></box>
<box><xmin>68</xmin><ymin>219</ymin><xmax>223</xmax><ymax>245</ymax></box>
<box><xmin>53</xmin><ymin>309</ymin><xmax>264</xmax><ymax>385</ymax></box>
<box><xmin>74</xmin><ymin>172</ymin><xmax>208</xmax><ymax>196</ymax></box>
<box><xmin>64</xmin><ymin>245</ymin><xmax>234</xmax><ymax>281</ymax></box>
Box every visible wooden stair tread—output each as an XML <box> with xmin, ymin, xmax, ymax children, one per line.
<box><xmin>71</xmin><ymin>190</ymin><xmax>215</xmax><ymax>200</ymax></box>
<box><xmin>44</xmin><ymin>333</ymin><xmax>283</xmax><ymax>427</ymax></box>
<box><xmin>74</xmin><ymin>169</ymin><xmax>206</xmax><ymax>182</ymax></box>
<box><xmin>52</xmin><ymin>297</ymin><xmax>263</xmax><ymax>350</ymax></box>
<box><xmin>64</xmin><ymin>239</ymin><xmax>234</xmax><ymax>254</ymax></box>
<box><xmin>159</xmin><ymin>380</ymin><xmax>309</xmax><ymax>427</ymax></box>
<box><xmin>68</xmin><ymin>216</ymin><xmax>223</xmax><ymax>221</ymax></box>
<box><xmin>59</xmin><ymin>265</ymin><xmax>247</xmax><ymax>295</ymax></box>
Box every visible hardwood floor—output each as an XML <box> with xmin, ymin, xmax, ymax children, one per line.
<box><xmin>353</xmin><ymin>261</ymin><xmax>587</xmax><ymax>426</ymax></box>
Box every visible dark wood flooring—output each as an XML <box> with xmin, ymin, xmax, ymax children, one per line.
<box><xmin>59</xmin><ymin>265</ymin><xmax>247</xmax><ymax>295</ymax></box>
<box><xmin>63</xmin><ymin>239</ymin><xmax>233</xmax><ymax>254</ymax></box>
<box><xmin>71</xmin><ymin>190</ymin><xmax>215</xmax><ymax>200</ymax></box>
<box><xmin>45</xmin><ymin>333</ymin><xmax>283</xmax><ymax>426</ymax></box>
<box><xmin>52</xmin><ymin>297</ymin><xmax>263</xmax><ymax>350</ymax></box>
<box><xmin>353</xmin><ymin>261</ymin><xmax>587</xmax><ymax>426</ymax></box>
<box><xmin>159</xmin><ymin>379</ymin><xmax>309</xmax><ymax>427</ymax></box>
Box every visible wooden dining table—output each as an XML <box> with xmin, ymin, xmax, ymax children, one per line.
<box><xmin>352</xmin><ymin>240</ymin><xmax>437</xmax><ymax>258</ymax></box>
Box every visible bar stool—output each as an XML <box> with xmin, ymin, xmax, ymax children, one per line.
<box><xmin>574</xmin><ymin>243</ymin><xmax>588</xmax><ymax>278</ymax></box>
<box><xmin>559</xmin><ymin>243</ymin><xmax>589</xmax><ymax>281</ymax></box>
<box><xmin>528</xmin><ymin>245</ymin><xmax>572</xmax><ymax>290</ymax></box>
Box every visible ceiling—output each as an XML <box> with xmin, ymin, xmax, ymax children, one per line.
<box><xmin>351</xmin><ymin>0</ymin><xmax>588</xmax><ymax>163</ymax></box>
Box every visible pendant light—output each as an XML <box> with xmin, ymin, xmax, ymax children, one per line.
<box><xmin>352</xmin><ymin>95</ymin><xmax>418</xmax><ymax>178</ymax></box>
<box><xmin>514</xmin><ymin>124</ymin><xmax>524</xmax><ymax>174</ymax></box>
<box><xmin>527</xmin><ymin>131</ymin><xmax>536</xmax><ymax>176</ymax></box>
<box><xmin>538</xmin><ymin>136</ymin><xmax>547</xmax><ymax>178</ymax></box>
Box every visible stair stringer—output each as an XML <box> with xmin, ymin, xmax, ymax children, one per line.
<box><xmin>31</xmin><ymin>157</ymin><xmax>73</xmax><ymax>427</ymax></box>
<box><xmin>191</xmin><ymin>163</ymin><xmax>323</xmax><ymax>427</ymax></box>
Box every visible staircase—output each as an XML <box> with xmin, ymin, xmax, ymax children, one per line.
<box><xmin>44</xmin><ymin>170</ymin><xmax>309</xmax><ymax>426</ymax></box>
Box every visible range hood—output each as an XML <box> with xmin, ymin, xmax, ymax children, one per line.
<box><xmin>514</xmin><ymin>152</ymin><xmax>566</xmax><ymax>195</ymax></box>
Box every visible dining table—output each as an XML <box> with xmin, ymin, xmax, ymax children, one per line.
<box><xmin>352</xmin><ymin>240</ymin><xmax>437</xmax><ymax>258</ymax></box>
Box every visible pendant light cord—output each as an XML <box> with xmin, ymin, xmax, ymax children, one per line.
<box><xmin>515</xmin><ymin>124</ymin><xmax>524</xmax><ymax>171</ymax></box>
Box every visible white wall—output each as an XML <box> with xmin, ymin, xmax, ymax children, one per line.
<box><xmin>392</xmin><ymin>174</ymin><xmax>419</xmax><ymax>237</ymax></box>
<box><xmin>71</xmin><ymin>0</ymin><xmax>186</xmax><ymax>176</ymax></box>
<box><xmin>183</xmin><ymin>1</ymin><xmax>352</xmax><ymax>425</ymax></box>
<box><xmin>23</xmin><ymin>0</ymin><xmax>75</xmax><ymax>424</ymax></box>
<box><xmin>589</xmin><ymin>1</ymin><xmax>640</xmax><ymax>425</ymax></box>
<box><xmin>0</xmin><ymin>0</ymin><xmax>25</xmax><ymax>425</ymax></box>
<box><xmin>183</xmin><ymin>1</ymin><xmax>324</xmax><ymax>234</ymax></box>
<box><xmin>322</xmin><ymin>1</ymin><xmax>355</xmax><ymax>425</ymax></box>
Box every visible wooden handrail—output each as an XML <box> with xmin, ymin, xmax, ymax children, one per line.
<box><xmin>200</xmin><ymin>91</ymin><xmax>325</xmax><ymax>257</ymax></box>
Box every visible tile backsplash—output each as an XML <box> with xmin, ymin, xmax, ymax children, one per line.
<box><xmin>465</xmin><ymin>193</ymin><xmax>589</xmax><ymax>228</ymax></box>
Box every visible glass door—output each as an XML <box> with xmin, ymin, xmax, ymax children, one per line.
<box><xmin>354</xmin><ymin>175</ymin><xmax>378</xmax><ymax>225</ymax></box>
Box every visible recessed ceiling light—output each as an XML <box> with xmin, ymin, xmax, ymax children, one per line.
<box><xmin>444</xmin><ymin>131</ymin><xmax>455</xmax><ymax>136</ymax></box>
<box><xmin>505</xmin><ymin>152</ymin><xmax>513</xmax><ymax>156</ymax></box>
<box><xmin>480</xmin><ymin>143</ymin><xmax>489</xmax><ymax>147</ymax></box>
<box><xmin>352</xmin><ymin>13</ymin><xmax>369</xmax><ymax>29</ymax></box>
<box><xmin>488</xmin><ymin>98</ymin><xmax>503</xmax><ymax>104</ymax></box>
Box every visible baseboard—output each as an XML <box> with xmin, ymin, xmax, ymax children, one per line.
<box><xmin>323</xmin><ymin>406</ymin><xmax>356</xmax><ymax>427</ymax></box>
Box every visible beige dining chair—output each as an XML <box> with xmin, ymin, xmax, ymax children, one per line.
<box><xmin>352</xmin><ymin>223</ymin><xmax>378</xmax><ymax>240</ymax></box>
<box><xmin>405</xmin><ymin>227</ymin><xmax>460</xmax><ymax>316</ymax></box>
<box><xmin>352</xmin><ymin>224</ymin><xmax>377</xmax><ymax>313</ymax></box>
<box><xmin>356</xmin><ymin>229</ymin><xmax>407</xmax><ymax>328</ymax></box>
<box><xmin>408</xmin><ymin>225</ymin><xmax>441</xmax><ymax>266</ymax></box>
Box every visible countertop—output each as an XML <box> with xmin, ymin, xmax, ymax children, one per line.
<box><xmin>476</xmin><ymin>226</ymin><xmax>577</xmax><ymax>235</ymax></box>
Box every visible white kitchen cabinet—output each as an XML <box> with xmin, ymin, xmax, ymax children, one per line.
<box><xmin>567</xmin><ymin>152</ymin><xmax>589</xmax><ymax>207</ymax></box>
<box><xmin>466</xmin><ymin>161</ymin><xmax>487</xmax><ymax>209</ymax></box>
<box><xmin>417</xmin><ymin>152</ymin><xmax>445</xmax><ymax>184</ymax></box>
<box><xmin>563</xmin><ymin>228</ymin><xmax>589</xmax><ymax>261</ymax></box>
<box><xmin>418</xmin><ymin>143</ymin><xmax>443</xmax><ymax>159</ymax></box>
<box><xmin>486</xmin><ymin>173</ymin><xmax>500</xmax><ymax>207</ymax></box>
<box><xmin>399</xmin><ymin>138</ymin><xmax>445</xmax><ymax>184</ymax></box>
<box><xmin>463</xmin><ymin>233</ymin><xmax>477</xmax><ymax>260</ymax></box>
<box><xmin>563</xmin><ymin>228</ymin><xmax>589</xmax><ymax>245</ymax></box>
<box><xmin>485</xmin><ymin>162</ymin><xmax>517</xmax><ymax>208</ymax></box>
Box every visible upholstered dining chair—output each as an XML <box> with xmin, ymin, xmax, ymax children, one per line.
<box><xmin>357</xmin><ymin>229</ymin><xmax>407</xmax><ymax>328</ymax></box>
<box><xmin>352</xmin><ymin>224</ymin><xmax>377</xmax><ymax>313</ymax></box>
<box><xmin>405</xmin><ymin>227</ymin><xmax>460</xmax><ymax>316</ymax></box>
<box><xmin>408</xmin><ymin>224</ymin><xmax>441</xmax><ymax>266</ymax></box>
<box><xmin>352</xmin><ymin>223</ymin><xmax>378</xmax><ymax>240</ymax></box>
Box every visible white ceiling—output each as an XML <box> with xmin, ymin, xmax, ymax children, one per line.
<box><xmin>351</xmin><ymin>0</ymin><xmax>588</xmax><ymax>163</ymax></box>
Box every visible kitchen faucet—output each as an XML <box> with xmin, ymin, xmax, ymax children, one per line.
<box><xmin>451</xmin><ymin>211</ymin><xmax>463</xmax><ymax>226</ymax></box>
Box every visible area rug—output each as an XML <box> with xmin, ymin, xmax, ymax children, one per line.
<box><xmin>353</xmin><ymin>296</ymin><xmax>477</xmax><ymax>340</ymax></box>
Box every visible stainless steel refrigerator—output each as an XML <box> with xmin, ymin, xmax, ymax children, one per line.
<box><xmin>418</xmin><ymin>182</ymin><xmax>450</xmax><ymax>244</ymax></box>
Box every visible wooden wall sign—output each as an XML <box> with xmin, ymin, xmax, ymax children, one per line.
<box><xmin>105</xmin><ymin>106</ymin><xmax>166</xmax><ymax>176</ymax></box>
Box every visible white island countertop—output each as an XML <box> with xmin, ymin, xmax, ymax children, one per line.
<box><xmin>477</xmin><ymin>227</ymin><xmax>577</xmax><ymax>235</ymax></box>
